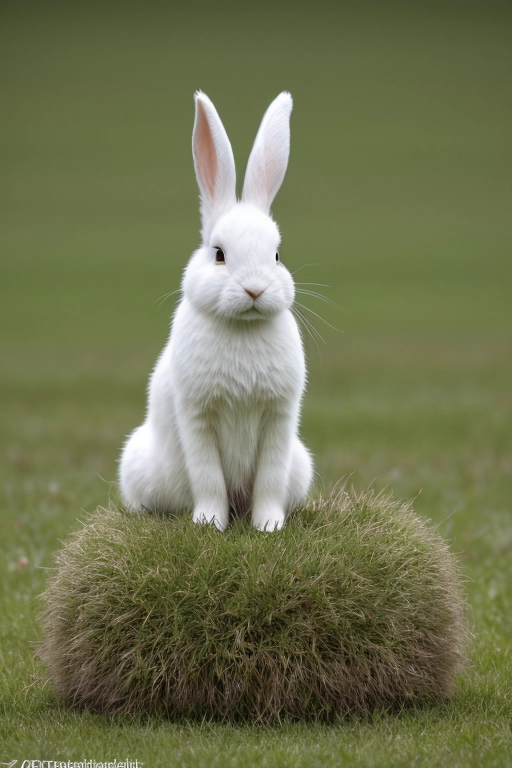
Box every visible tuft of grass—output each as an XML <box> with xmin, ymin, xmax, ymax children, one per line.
<box><xmin>38</xmin><ymin>489</ymin><xmax>467</xmax><ymax>724</ymax></box>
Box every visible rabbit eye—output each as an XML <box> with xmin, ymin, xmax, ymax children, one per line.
<box><xmin>276</xmin><ymin>251</ymin><xmax>280</xmax><ymax>262</ymax></box>
<box><xmin>214</xmin><ymin>247</ymin><xmax>225</xmax><ymax>264</ymax></box>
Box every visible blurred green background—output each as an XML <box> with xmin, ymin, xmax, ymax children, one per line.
<box><xmin>1</xmin><ymin>1</ymin><xmax>511</xmax><ymax>759</ymax></box>
<box><xmin>2</xmin><ymin>2</ymin><xmax>510</xmax><ymax>514</ymax></box>
<box><xmin>1</xmin><ymin>1</ymin><xmax>511</xmax><ymax>527</ymax></box>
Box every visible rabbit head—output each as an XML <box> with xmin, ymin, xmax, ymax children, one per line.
<box><xmin>182</xmin><ymin>91</ymin><xmax>295</xmax><ymax>321</ymax></box>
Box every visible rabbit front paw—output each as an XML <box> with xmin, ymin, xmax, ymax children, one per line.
<box><xmin>193</xmin><ymin>505</ymin><xmax>229</xmax><ymax>532</ymax></box>
<box><xmin>252</xmin><ymin>506</ymin><xmax>286</xmax><ymax>532</ymax></box>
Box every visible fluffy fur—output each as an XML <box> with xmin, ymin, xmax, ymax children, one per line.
<box><xmin>119</xmin><ymin>91</ymin><xmax>313</xmax><ymax>531</ymax></box>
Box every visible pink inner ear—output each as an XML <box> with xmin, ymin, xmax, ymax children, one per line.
<box><xmin>194</xmin><ymin>101</ymin><xmax>217</xmax><ymax>200</ymax></box>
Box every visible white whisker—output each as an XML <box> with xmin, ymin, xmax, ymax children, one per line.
<box><xmin>296</xmin><ymin>288</ymin><xmax>337</xmax><ymax>306</ymax></box>
<box><xmin>295</xmin><ymin>281</ymin><xmax>331</xmax><ymax>288</ymax></box>
<box><xmin>290</xmin><ymin>263</ymin><xmax>320</xmax><ymax>276</ymax></box>
<box><xmin>295</xmin><ymin>285</ymin><xmax>348</xmax><ymax>315</ymax></box>
<box><xmin>294</xmin><ymin>306</ymin><xmax>325</xmax><ymax>343</ymax></box>
<box><xmin>295</xmin><ymin>301</ymin><xmax>343</xmax><ymax>333</ymax></box>
<box><xmin>292</xmin><ymin>305</ymin><xmax>325</xmax><ymax>359</ymax></box>
<box><xmin>155</xmin><ymin>289</ymin><xmax>181</xmax><ymax>310</ymax></box>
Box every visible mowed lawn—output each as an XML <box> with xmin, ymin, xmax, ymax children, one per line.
<box><xmin>1</xmin><ymin>3</ymin><xmax>511</xmax><ymax>765</ymax></box>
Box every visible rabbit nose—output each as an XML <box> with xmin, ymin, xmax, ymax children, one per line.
<box><xmin>245</xmin><ymin>287</ymin><xmax>264</xmax><ymax>300</ymax></box>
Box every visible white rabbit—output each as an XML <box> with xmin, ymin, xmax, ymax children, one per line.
<box><xmin>119</xmin><ymin>91</ymin><xmax>313</xmax><ymax>531</ymax></box>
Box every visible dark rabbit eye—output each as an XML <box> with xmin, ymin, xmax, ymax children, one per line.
<box><xmin>276</xmin><ymin>251</ymin><xmax>280</xmax><ymax>262</ymax></box>
<box><xmin>215</xmin><ymin>247</ymin><xmax>225</xmax><ymax>264</ymax></box>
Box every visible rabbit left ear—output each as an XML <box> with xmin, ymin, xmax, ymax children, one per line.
<box><xmin>193</xmin><ymin>92</ymin><xmax>237</xmax><ymax>236</ymax></box>
<box><xmin>242</xmin><ymin>92</ymin><xmax>293</xmax><ymax>213</ymax></box>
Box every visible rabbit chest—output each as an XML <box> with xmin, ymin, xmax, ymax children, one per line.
<box><xmin>158</xmin><ymin>304</ymin><xmax>304</xmax><ymax>491</ymax></box>
<box><xmin>170</xmin><ymin>302</ymin><xmax>305</xmax><ymax>408</ymax></box>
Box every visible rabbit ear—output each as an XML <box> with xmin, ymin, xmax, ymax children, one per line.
<box><xmin>242</xmin><ymin>92</ymin><xmax>293</xmax><ymax>213</ymax></box>
<box><xmin>193</xmin><ymin>92</ymin><xmax>236</xmax><ymax>235</ymax></box>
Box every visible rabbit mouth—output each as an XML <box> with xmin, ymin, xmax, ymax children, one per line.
<box><xmin>236</xmin><ymin>303</ymin><xmax>282</xmax><ymax>321</ymax></box>
<box><xmin>217</xmin><ymin>294</ymin><xmax>286</xmax><ymax>321</ymax></box>
<box><xmin>240</xmin><ymin>307</ymin><xmax>266</xmax><ymax>319</ymax></box>
<box><xmin>238</xmin><ymin>296</ymin><xmax>289</xmax><ymax>320</ymax></box>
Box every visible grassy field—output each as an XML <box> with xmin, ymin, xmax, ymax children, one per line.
<box><xmin>1</xmin><ymin>2</ymin><xmax>511</xmax><ymax>765</ymax></box>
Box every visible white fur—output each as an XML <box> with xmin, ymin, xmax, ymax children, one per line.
<box><xmin>119</xmin><ymin>91</ymin><xmax>313</xmax><ymax>531</ymax></box>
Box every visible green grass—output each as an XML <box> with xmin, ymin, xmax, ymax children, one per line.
<box><xmin>1</xmin><ymin>1</ymin><xmax>511</xmax><ymax>765</ymax></box>
<box><xmin>39</xmin><ymin>492</ymin><xmax>466</xmax><ymax>722</ymax></box>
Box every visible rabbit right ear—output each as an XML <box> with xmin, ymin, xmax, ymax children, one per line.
<box><xmin>192</xmin><ymin>92</ymin><xmax>236</xmax><ymax>239</ymax></box>
<box><xmin>242</xmin><ymin>92</ymin><xmax>292</xmax><ymax>214</ymax></box>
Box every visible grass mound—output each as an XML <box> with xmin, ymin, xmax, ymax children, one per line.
<box><xmin>38</xmin><ymin>490</ymin><xmax>467</xmax><ymax>723</ymax></box>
